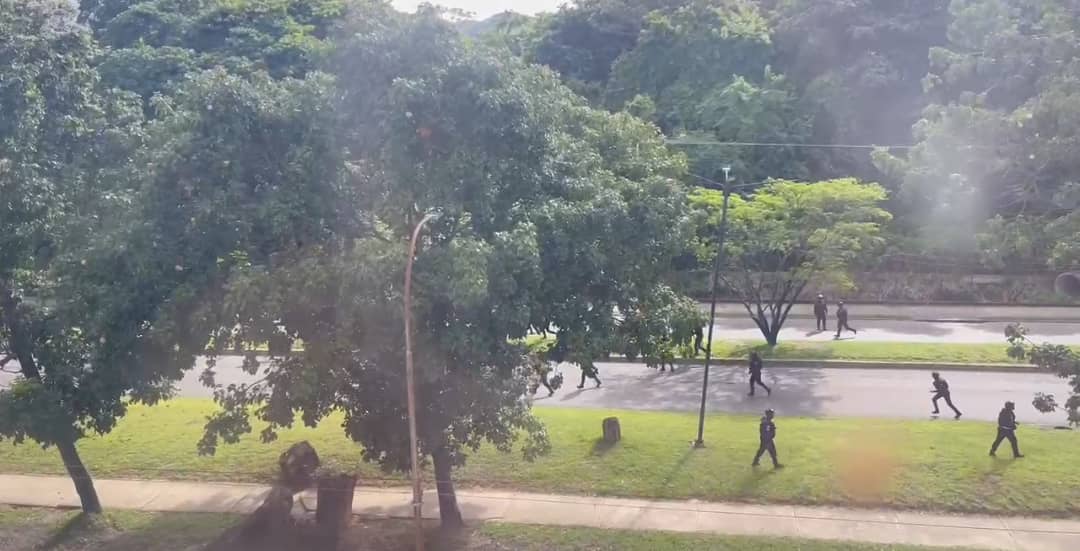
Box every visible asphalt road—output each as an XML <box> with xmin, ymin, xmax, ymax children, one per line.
<box><xmin>47</xmin><ymin>356</ymin><xmax>1063</xmax><ymax>427</ymax></box>
<box><xmin>539</xmin><ymin>361</ymin><xmax>1074</xmax><ymax>426</ymax></box>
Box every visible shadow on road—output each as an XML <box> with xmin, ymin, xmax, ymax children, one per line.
<box><xmin>548</xmin><ymin>362</ymin><xmax>836</xmax><ymax>419</ymax></box>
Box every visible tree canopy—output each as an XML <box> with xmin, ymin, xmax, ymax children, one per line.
<box><xmin>691</xmin><ymin>179</ymin><xmax>891</xmax><ymax>344</ymax></box>
<box><xmin>476</xmin><ymin>0</ymin><xmax>1080</xmax><ymax>275</ymax></box>
<box><xmin>186</xmin><ymin>6</ymin><xmax>696</xmax><ymax>527</ymax></box>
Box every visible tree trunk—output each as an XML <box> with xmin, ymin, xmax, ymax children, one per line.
<box><xmin>431</xmin><ymin>446</ymin><xmax>463</xmax><ymax>528</ymax></box>
<box><xmin>56</xmin><ymin>437</ymin><xmax>103</xmax><ymax>514</ymax></box>
<box><xmin>765</xmin><ymin>322</ymin><xmax>781</xmax><ymax>346</ymax></box>
<box><xmin>3</xmin><ymin>289</ymin><xmax>101</xmax><ymax>515</ymax></box>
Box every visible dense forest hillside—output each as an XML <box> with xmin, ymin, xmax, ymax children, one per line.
<box><xmin>471</xmin><ymin>0</ymin><xmax>1080</xmax><ymax>274</ymax></box>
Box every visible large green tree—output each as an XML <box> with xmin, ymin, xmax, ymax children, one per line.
<box><xmin>195</xmin><ymin>7</ymin><xmax>696</xmax><ymax>527</ymax></box>
<box><xmin>529</xmin><ymin>0</ymin><xmax>690</xmax><ymax>100</ymax></box>
<box><xmin>606</xmin><ymin>0</ymin><xmax>811</xmax><ymax>184</ymax></box>
<box><xmin>1</xmin><ymin>0</ymin><xmax>135</xmax><ymax>514</ymax></box>
<box><xmin>691</xmin><ymin>179</ymin><xmax>891</xmax><ymax>344</ymax></box>
<box><xmin>876</xmin><ymin>0</ymin><xmax>1080</xmax><ymax>259</ymax></box>
<box><xmin>0</xmin><ymin>0</ymin><xmax>214</xmax><ymax>514</ymax></box>
<box><xmin>770</xmin><ymin>0</ymin><xmax>949</xmax><ymax>181</ymax></box>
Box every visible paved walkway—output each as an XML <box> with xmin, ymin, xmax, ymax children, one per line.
<box><xmin>705</xmin><ymin>303</ymin><xmax>1080</xmax><ymax>322</ymax></box>
<box><xmin>2</xmin><ymin>474</ymin><xmax>1079</xmax><ymax>550</ymax></box>
<box><xmin>705</xmin><ymin>316</ymin><xmax>1080</xmax><ymax>344</ymax></box>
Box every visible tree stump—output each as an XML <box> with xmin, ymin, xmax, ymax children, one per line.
<box><xmin>316</xmin><ymin>472</ymin><xmax>356</xmax><ymax>549</ymax></box>
<box><xmin>602</xmin><ymin>417</ymin><xmax>621</xmax><ymax>444</ymax></box>
<box><xmin>279</xmin><ymin>441</ymin><xmax>320</xmax><ymax>492</ymax></box>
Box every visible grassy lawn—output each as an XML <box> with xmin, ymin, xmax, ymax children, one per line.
<box><xmin>706</xmin><ymin>341</ymin><xmax>1026</xmax><ymax>365</ymax></box>
<box><xmin>1</xmin><ymin>400</ymin><xmax>1078</xmax><ymax>516</ymax></box>
<box><xmin>0</xmin><ymin>508</ymin><xmax>986</xmax><ymax>551</ymax></box>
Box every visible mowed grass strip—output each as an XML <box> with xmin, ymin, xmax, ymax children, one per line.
<box><xmin>708</xmin><ymin>341</ymin><xmax>1029</xmax><ymax>365</ymax></box>
<box><xmin>478</xmin><ymin>523</ymin><xmax>988</xmax><ymax>551</ymax></box>
<box><xmin>528</xmin><ymin>334</ymin><xmax>1040</xmax><ymax>365</ymax></box>
<box><xmin>0</xmin><ymin>400</ymin><xmax>1077</xmax><ymax>515</ymax></box>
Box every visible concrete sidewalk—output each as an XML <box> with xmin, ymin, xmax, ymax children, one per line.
<box><xmin>2</xmin><ymin>475</ymin><xmax>1079</xmax><ymax>550</ymax></box>
<box><xmin>703</xmin><ymin>302</ymin><xmax>1080</xmax><ymax>322</ymax></box>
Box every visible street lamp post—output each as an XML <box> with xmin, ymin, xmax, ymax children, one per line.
<box><xmin>404</xmin><ymin>212</ymin><xmax>438</xmax><ymax>551</ymax></box>
<box><xmin>695</xmin><ymin>167</ymin><xmax>732</xmax><ymax>448</ymax></box>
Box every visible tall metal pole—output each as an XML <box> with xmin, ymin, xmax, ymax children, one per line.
<box><xmin>404</xmin><ymin>212</ymin><xmax>436</xmax><ymax>551</ymax></box>
<box><xmin>695</xmin><ymin>167</ymin><xmax>732</xmax><ymax>448</ymax></box>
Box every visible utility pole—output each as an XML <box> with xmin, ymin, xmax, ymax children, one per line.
<box><xmin>404</xmin><ymin>212</ymin><xmax>438</xmax><ymax>551</ymax></box>
<box><xmin>695</xmin><ymin>166</ymin><xmax>732</xmax><ymax>448</ymax></box>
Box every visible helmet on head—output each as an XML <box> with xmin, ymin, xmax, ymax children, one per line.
<box><xmin>1005</xmin><ymin>401</ymin><xmax>1015</xmax><ymax>409</ymax></box>
<box><xmin>764</xmin><ymin>408</ymin><xmax>775</xmax><ymax>416</ymax></box>
<box><xmin>817</xmin><ymin>294</ymin><xmax>824</xmax><ymax>298</ymax></box>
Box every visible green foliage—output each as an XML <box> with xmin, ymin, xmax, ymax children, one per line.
<box><xmin>1005</xmin><ymin>323</ymin><xmax>1080</xmax><ymax>426</ymax></box>
<box><xmin>181</xmin><ymin>6</ymin><xmax>697</xmax><ymax>526</ymax></box>
<box><xmin>692</xmin><ymin>179</ymin><xmax>890</xmax><ymax>344</ymax></box>
<box><xmin>530</xmin><ymin>1</ymin><xmax>691</xmax><ymax>99</ymax></box>
<box><xmin>771</xmin><ymin>0</ymin><xmax>949</xmax><ymax>181</ymax></box>
<box><xmin>86</xmin><ymin>0</ymin><xmax>345</xmax><ymax>104</ymax></box>
<box><xmin>878</xmin><ymin>0</ymin><xmax>1080</xmax><ymax>260</ymax></box>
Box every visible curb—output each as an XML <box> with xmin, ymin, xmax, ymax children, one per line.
<box><xmin>206</xmin><ymin>353</ymin><xmax>1040</xmax><ymax>373</ymax></box>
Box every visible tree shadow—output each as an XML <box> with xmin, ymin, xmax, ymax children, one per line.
<box><xmin>657</xmin><ymin>447</ymin><xmax>695</xmax><ymax>490</ymax></box>
<box><xmin>38</xmin><ymin>512</ymin><xmax>111</xmax><ymax>549</ymax></box>
<box><xmin>548</xmin><ymin>360</ymin><xmax>836</xmax><ymax>419</ymax></box>
<box><xmin>735</xmin><ymin>469</ymin><xmax>773</xmax><ymax>498</ymax></box>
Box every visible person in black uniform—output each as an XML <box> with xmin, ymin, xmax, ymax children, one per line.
<box><xmin>930</xmin><ymin>372</ymin><xmax>962</xmax><ymax>419</ymax></box>
<box><xmin>577</xmin><ymin>360</ymin><xmax>602</xmax><ymax>389</ymax></box>
<box><xmin>813</xmin><ymin>294</ymin><xmax>828</xmax><ymax>331</ymax></box>
<box><xmin>693</xmin><ymin>326</ymin><xmax>707</xmax><ymax>355</ymax></box>
<box><xmin>748</xmin><ymin>351</ymin><xmax>771</xmax><ymax>397</ymax></box>
<box><xmin>990</xmin><ymin>401</ymin><xmax>1024</xmax><ymax>458</ymax></box>
<box><xmin>834</xmin><ymin>301</ymin><xmax>857</xmax><ymax>339</ymax></box>
<box><xmin>753</xmin><ymin>409</ymin><xmax>783</xmax><ymax>468</ymax></box>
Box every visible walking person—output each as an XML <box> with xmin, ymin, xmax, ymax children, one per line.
<box><xmin>577</xmin><ymin>361</ymin><xmax>602</xmax><ymax>389</ymax></box>
<box><xmin>930</xmin><ymin>372</ymin><xmax>962</xmax><ymax>419</ymax></box>
<box><xmin>834</xmin><ymin>301</ymin><xmax>857</xmax><ymax>339</ymax></box>
<box><xmin>527</xmin><ymin>351</ymin><xmax>555</xmax><ymax>397</ymax></box>
<box><xmin>989</xmin><ymin>401</ymin><xmax>1024</xmax><ymax>458</ymax></box>
<box><xmin>748</xmin><ymin>351</ymin><xmax>771</xmax><ymax>397</ymax></box>
<box><xmin>813</xmin><ymin>294</ymin><xmax>828</xmax><ymax>331</ymax></box>
<box><xmin>752</xmin><ymin>409</ymin><xmax>783</xmax><ymax>469</ymax></box>
<box><xmin>693</xmin><ymin>326</ymin><xmax>707</xmax><ymax>355</ymax></box>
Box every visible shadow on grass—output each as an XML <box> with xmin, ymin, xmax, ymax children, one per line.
<box><xmin>590</xmin><ymin>438</ymin><xmax>619</xmax><ymax>457</ymax></box>
<box><xmin>735</xmin><ymin>469</ymin><xmax>773</xmax><ymax>498</ymax></box>
<box><xmin>657</xmin><ymin>448</ymin><xmax>695</xmax><ymax>491</ymax></box>
<box><xmin>38</xmin><ymin>512</ymin><xmax>113</xmax><ymax>549</ymax></box>
<box><xmin>709</xmin><ymin>342</ymin><xmax>839</xmax><ymax>361</ymax></box>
